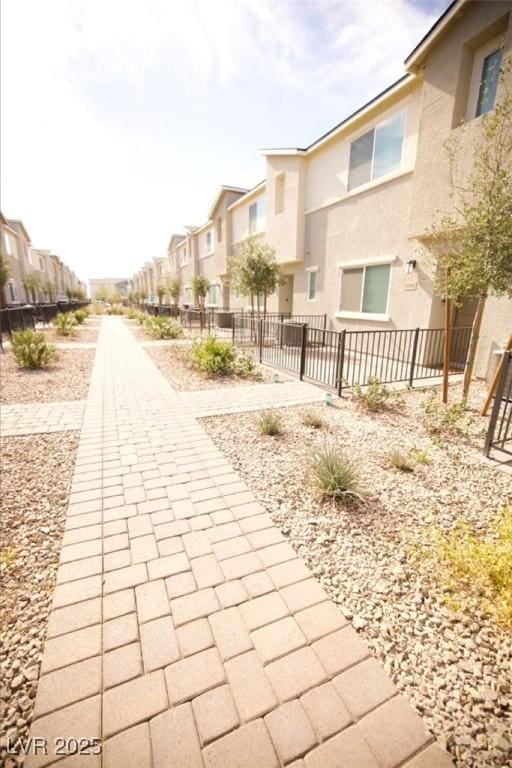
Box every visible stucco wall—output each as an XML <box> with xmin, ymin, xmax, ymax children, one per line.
<box><xmin>474</xmin><ymin>295</ymin><xmax>512</xmax><ymax>380</ymax></box>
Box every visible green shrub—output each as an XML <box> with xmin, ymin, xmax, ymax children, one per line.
<box><xmin>73</xmin><ymin>309</ymin><xmax>87</xmax><ymax>325</ymax></box>
<box><xmin>52</xmin><ymin>312</ymin><xmax>76</xmax><ymax>336</ymax></box>
<box><xmin>407</xmin><ymin>507</ymin><xmax>512</xmax><ymax>627</ymax></box>
<box><xmin>385</xmin><ymin>450</ymin><xmax>415</xmax><ymax>472</ymax></box>
<box><xmin>353</xmin><ymin>377</ymin><xmax>391</xmax><ymax>412</ymax></box>
<box><xmin>302</xmin><ymin>410</ymin><xmax>323</xmax><ymax>429</ymax></box>
<box><xmin>127</xmin><ymin>309</ymin><xmax>138</xmax><ymax>320</ymax></box>
<box><xmin>410</xmin><ymin>445</ymin><xmax>431</xmax><ymax>465</ymax></box>
<box><xmin>422</xmin><ymin>392</ymin><xmax>472</xmax><ymax>437</ymax></box>
<box><xmin>106</xmin><ymin>303</ymin><xmax>124</xmax><ymax>315</ymax></box>
<box><xmin>11</xmin><ymin>330</ymin><xmax>57</xmax><ymax>369</ymax></box>
<box><xmin>258</xmin><ymin>411</ymin><xmax>281</xmax><ymax>436</ymax></box>
<box><xmin>145</xmin><ymin>317</ymin><xmax>183</xmax><ymax>340</ymax></box>
<box><xmin>137</xmin><ymin>312</ymin><xmax>148</xmax><ymax>326</ymax></box>
<box><xmin>309</xmin><ymin>444</ymin><xmax>362</xmax><ymax>502</ymax></box>
<box><xmin>230</xmin><ymin>351</ymin><xmax>256</xmax><ymax>378</ymax></box>
<box><xmin>189</xmin><ymin>335</ymin><xmax>235</xmax><ymax>376</ymax></box>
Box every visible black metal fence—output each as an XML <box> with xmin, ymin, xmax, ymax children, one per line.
<box><xmin>484</xmin><ymin>351</ymin><xmax>512</xmax><ymax>458</ymax></box>
<box><xmin>233</xmin><ymin>317</ymin><xmax>471</xmax><ymax>392</ymax></box>
<box><xmin>0</xmin><ymin>301</ymin><xmax>89</xmax><ymax>343</ymax></box>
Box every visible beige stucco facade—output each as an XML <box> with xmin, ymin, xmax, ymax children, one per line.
<box><xmin>131</xmin><ymin>0</ymin><xmax>511</xmax><ymax>379</ymax></box>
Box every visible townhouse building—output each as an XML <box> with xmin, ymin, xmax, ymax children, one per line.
<box><xmin>132</xmin><ymin>0</ymin><xmax>511</xmax><ymax>380</ymax></box>
<box><xmin>1</xmin><ymin>211</ymin><xmax>85</xmax><ymax>306</ymax></box>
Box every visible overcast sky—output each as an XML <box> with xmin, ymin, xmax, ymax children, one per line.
<box><xmin>1</xmin><ymin>0</ymin><xmax>451</xmax><ymax>284</ymax></box>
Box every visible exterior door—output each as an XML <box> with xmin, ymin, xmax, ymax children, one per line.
<box><xmin>278</xmin><ymin>275</ymin><xmax>294</xmax><ymax>315</ymax></box>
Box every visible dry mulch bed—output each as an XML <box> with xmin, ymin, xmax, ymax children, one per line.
<box><xmin>202</xmin><ymin>382</ymin><xmax>512</xmax><ymax>768</ymax></box>
<box><xmin>146</xmin><ymin>344</ymin><xmax>279</xmax><ymax>391</ymax></box>
<box><xmin>1</xmin><ymin>349</ymin><xmax>94</xmax><ymax>404</ymax></box>
<box><xmin>40</xmin><ymin>324</ymin><xmax>99</xmax><ymax>344</ymax></box>
<box><xmin>0</xmin><ymin>432</ymin><xmax>79</xmax><ymax>763</ymax></box>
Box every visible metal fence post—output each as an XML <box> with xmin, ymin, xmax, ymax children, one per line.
<box><xmin>258</xmin><ymin>319</ymin><xmax>264</xmax><ymax>363</ymax></box>
<box><xmin>484</xmin><ymin>350</ymin><xmax>511</xmax><ymax>456</ymax></box>
<box><xmin>299</xmin><ymin>323</ymin><xmax>307</xmax><ymax>381</ymax></box>
<box><xmin>409</xmin><ymin>327</ymin><xmax>420</xmax><ymax>388</ymax></box>
<box><xmin>336</xmin><ymin>330</ymin><xmax>346</xmax><ymax>396</ymax></box>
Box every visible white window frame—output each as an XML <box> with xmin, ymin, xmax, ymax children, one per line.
<box><xmin>179</xmin><ymin>247</ymin><xmax>188</xmax><ymax>267</ymax></box>
<box><xmin>248</xmin><ymin>198</ymin><xmax>266</xmax><ymax>235</ymax></box>
<box><xmin>347</xmin><ymin>108</ymin><xmax>406</xmax><ymax>192</ymax></box>
<box><xmin>466</xmin><ymin>35</ymin><xmax>504</xmax><ymax>121</ymax></box>
<box><xmin>206</xmin><ymin>283</ymin><xmax>219</xmax><ymax>307</ymax></box>
<box><xmin>306</xmin><ymin>266</ymin><xmax>318</xmax><ymax>302</ymax></box>
<box><xmin>184</xmin><ymin>286</ymin><xmax>192</xmax><ymax>304</ymax></box>
<box><xmin>336</xmin><ymin>256</ymin><xmax>394</xmax><ymax>321</ymax></box>
<box><xmin>201</xmin><ymin>230</ymin><xmax>214</xmax><ymax>258</ymax></box>
<box><xmin>4</xmin><ymin>233</ymin><xmax>16</xmax><ymax>258</ymax></box>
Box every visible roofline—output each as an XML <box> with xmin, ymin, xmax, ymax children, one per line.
<box><xmin>262</xmin><ymin>74</ymin><xmax>415</xmax><ymax>158</ymax></box>
<box><xmin>208</xmin><ymin>185</ymin><xmax>249</xmax><ymax>220</ymax></box>
<box><xmin>405</xmin><ymin>0</ymin><xmax>466</xmax><ymax>72</ymax></box>
<box><xmin>226</xmin><ymin>180</ymin><xmax>266</xmax><ymax>211</ymax></box>
<box><xmin>6</xmin><ymin>218</ymin><xmax>31</xmax><ymax>243</ymax></box>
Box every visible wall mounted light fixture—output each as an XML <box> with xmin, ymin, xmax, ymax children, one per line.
<box><xmin>404</xmin><ymin>259</ymin><xmax>417</xmax><ymax>274</ymax></box>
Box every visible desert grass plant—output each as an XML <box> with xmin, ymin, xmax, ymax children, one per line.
<box><xmin>106</xmin><ymin>303</ymin><xmax>124</xmax><ymax>315</ymax></box>
<box><xmin>385</xmin><ymin>450</ymin><xmax>415</xmax><ymax>473</ymax></box>
<box><xmin>11</xmin><ymin>330</ymin><xmax>57</xmax><ymax>369</ymax></box>
<box><xmin>353</xmin><ymin>377</ymin><xmax>391</xmax><ymax>412</ymax></box>
<box><xmin>230</xmin><ymin>351</ymin><xmax>256</xmax><ymax>378</ymax></box>
<box><xmin>422</xmin><ymin>392</ymin><xmax>472</xmax><ymax>438</ymax></box>
<box><xmin>410</xmin><ymin>445</ymin><xmax>431</xmax><ymax>465</ymax></box>
<box><xmin>302</xmin><ymin>410</ymin><xmax>323</xmax><ymax>429</ymax></box>
<box><xmin>309</xmin><ymin>443</ymin><xmax>363</xmax><ymax>503</ymax></box>
<box><xmin>258</xmin><ymin>410</ymin><xmax>281</xmax><ymax>436</ymax></box>
<box><xmin>52</xmin><ymin>312</ymin><xmax>76</xmax><ymax>336</ymax></box>
<box><xmin>145</xmin><ymin>317</ymin><xmax>183</xmax><ymax>340</ymax></box>
<box><xmin>406</xmin><ymin>507</ymin><xmax>512</xmax><ymax>628</ymax></box>
<box><xmin>72</xmin><ymin>309</ymin><xmax>87</xmax><ymax>325</ymax></box>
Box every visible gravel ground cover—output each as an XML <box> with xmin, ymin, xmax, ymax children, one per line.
<box><xmin>0</xmin><ymin>349</ymin><xmax>94</xmax><ymax>404</ymax></box>
<box><xmin>40</xmin><ymin>324</ymin><xmax>99</xmax><ymax>344</ymax></box>
<box><xmin>202</xmin><ymin>382</ymin><xmax>512</xmax><ymax>768</ymax></box>
<box><xmin>146</xmin><ymin>343</ymin><xmax>283</xmax><ymax>390</ymax></box>
<box><xmin>0</xmin><ymin>432</ymin><xmax>80</xmax><ymax>767</ymax></box>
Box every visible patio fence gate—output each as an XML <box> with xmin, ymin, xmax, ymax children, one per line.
<box><xmin>232</xmin><ymin>317</ymin><xmax>472</xmax><ymax>393</ymax></box>
<box><xmin>484</xmin><ymin>351</ymin><xmax>512</xmax><ymax>459</ymax></box>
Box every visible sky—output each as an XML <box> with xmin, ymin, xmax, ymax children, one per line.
<box><xmin>1</xmin><ymin>0</ymin><xmax>452</xmax><ymax>284</ymax></box>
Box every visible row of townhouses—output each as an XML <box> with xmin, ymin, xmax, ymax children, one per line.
<box><xmin>132</xmin><ymin>0</ymin><xmax>512</xmax><ymax>380</ymax></box>
<box><xmin>0</xmin><ymin>212</ymin><xmax>86</xmax><ymax>306</ymax></box>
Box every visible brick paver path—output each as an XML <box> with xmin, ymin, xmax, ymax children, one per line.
<box><xmin>27</xmin><ymin>318</ymin><xmax>452</xmax><ymax>768</ymax></box>
<box><xmin>0</xmin><ymin>400</ymin><xmax>86</xmax><ymax>436</ymax></box>
<box><xmin>180</xmin><ymin>381</ymin><xmax>325</xmax><ymax>418</ymax></box>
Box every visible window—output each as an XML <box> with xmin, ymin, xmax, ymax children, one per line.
<box><xmin>179</xmin><ymin>247</ymin><xmax>188</xmax><ymax>267</ymax></box>
<box><xmin>248</xmin><ymin>199</ymin><xmax>266</xmax><ymax>234</ymax></box>
<box><xmin>216</xmin><ymin>217</ymin><xmax>222</xmax><ymax>242</ymax></box>
<box><xmin>8</xmin><ymin>282</ymin><xmax>17</xmax><ymax>302</ymax></box>
<box><xmin>4</xmin><ymin>233</ymin><xmax>15</xmax><ymax>257</ymax></box>
<box><xmin>339</xmin><ymin>263</ymin><xmax>391</xmax><ymax>315</ymax></box>
<box><xmin>348</xmin><ymin>109</ymin><xmax>405</xmax><ymax>191</ymax></box>
<box><xmin>205</xmin><ymin>231</ymin><xmax>213</xmax><ymax>254</ymax></box>
<box><xmin>39</xmin><ymin>257</ymin><xmax>44</xmax><ymax>270</ymax></box>
<box><xmin>476</xmin><ymin>48</ymin><xmax>502</xmax><ymax>117</ymax></box>
<box><xmin>275</xmin><ymin>174</ymin><xmax>285</xmax><ymax>214</ymax></box>
<box><xmin>307</xmin><ymin>270</ymin><xmax>317</xmax><ymax>301</ymax></box>
<box><xmin>184</xmin><ymin>287</ymin><xmax>192</xmax><ymax>304</ymax></box>
<box><xmin>207</xmin><ymin>284</ymin><xmax>218</xmax><ymax>305</ymax></box>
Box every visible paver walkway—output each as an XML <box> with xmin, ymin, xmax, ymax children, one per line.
<box><xmin>0</xmin><ymin>400</ymin><xmax>86</xmax><ymax>436</ymax></box>
<box><xmin>179</xmin><ymin>381</ymin><xmax>325</xmax><ymax>418</ymax></box>
<box><xmin>27</xmin><ymin>317</ymin><xmax>452</xmax><ymax>768</ymax></box>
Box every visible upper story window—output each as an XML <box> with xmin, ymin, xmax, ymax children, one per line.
<box><xmin>205</xmin><ymin>230</ymin><xmax>214</xmax><ymax>254</ymax></box>
<box><xmin>476</xmin><ymin>48</ymin><xmax>502</xmax><ymax>117</ymax></box>
<box><xmin>467</xmin><ymin>36</ymin><xmax>503</xmax><ymax>121</ymax></box>
<box><xmin>179</xmin><ymin>247</ymin><xmax>188</xmax><ymax>267</ymax></box>
<box><xmin>216</xmin><ymin>217</ymin><xmax>222</xmax><ymax>243</ymax></box>
<box><xmin>307</xmin><ymin>269</ymin><xmax>317</xmax><ymax>302</ymax></box>
<box><xmin>339</xmin><ymin>262</ymin><xmax>391</xmax><ymax>316</ymax></box>
<box><xmin>39</xmin><ymin>256</ymin><xmax>44</xmax><ymax>271</ymax></box>
<box><xmin>275</xmin><ymin>174</ymin><xmax>285</xmax><ymax>214</ymax></box>
<box><xmin>4</xmin><ymin>233</ymin><xmax>16</xmax><ymax>258</ymax></box>
<box><xmin>348</xmin><ymin>109</ymin><xmax>405</xmax><ymax>191</ymax></box>
<box><xmin>249</xmin><ymin>199</ymin><xmax>266</xmax><ymax>234</ymax></box>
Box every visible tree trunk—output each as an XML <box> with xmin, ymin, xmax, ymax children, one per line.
<box><xmin>263</xmin><ymin>293</ymin><xmax>267</xmax><ymax>321</ymax></box>
<box><xmin>463</xmin><ymin>294</ymin><xmax>487</xmax><ymax>400</ymax></box>
<box><xmin>0</xmin><ymin>287</ymin><xmax>5</xmax><ymax>310</ymax></box>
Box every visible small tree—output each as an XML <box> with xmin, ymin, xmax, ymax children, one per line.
<box><xmin>156</xmin><ymin>281</ymin><xmax>167</xmax><ymax>305</ymax></box>
<box><xmin>429</xmin><ymin>60</ymin><xmax>512</xmax><ymax>399</ymax></box>
<box><xmin>22</xmin><ymin>272</ymin><xmax>40</xmax><ymax>304</ymax></box>
<box><xmin>168</xmin><ymin>277</ymin><xmax>181</xmax><ymax>307</ymax></box>
<box><xmin>42</xmin><ymin>280</ymin><xmax>56</xmax><ymax>303</ymax></box>
<box><xmin>192</xmin><ymin>275</ymin><xmax>210</xmax><ymax>310</ymax></box>
<box><xmin>229</xmin><ymin>237</ymin><xmax>281</xmax><ymax>318</ymax></box>
<box><xmin>0</xmin><ymin>249</ymin><xmax>10</xmax><ymax>309</ymax></box>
